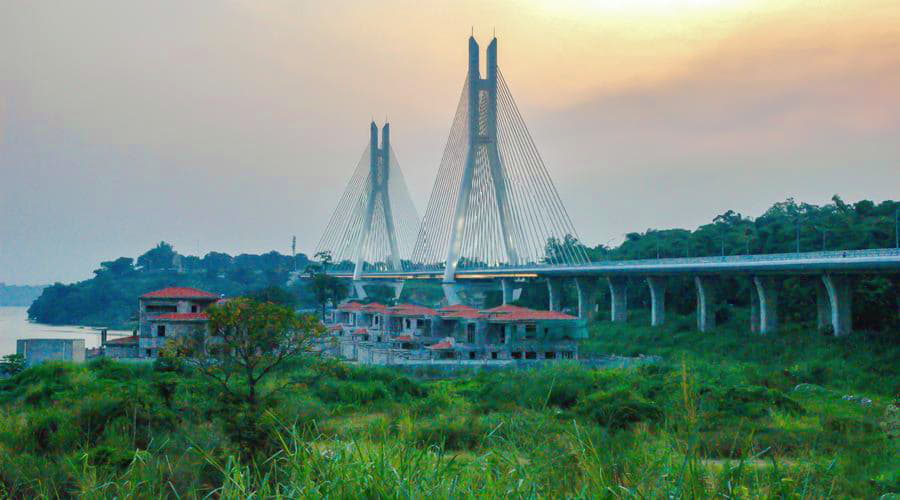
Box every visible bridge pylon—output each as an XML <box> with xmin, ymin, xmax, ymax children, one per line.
<box><xmin>410</xmin><ymin>36</ymin><xmax>588</xmax><ymax>293</ymax></box>
<box><xmin>315</xmin><ymin>122</ymin><xmax>419</xmax><ymax>298</ymax></box>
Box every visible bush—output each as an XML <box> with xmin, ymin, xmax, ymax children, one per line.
<box><xmin>474</xmin><ymin>364</ymin><xmax>598</xmax><ymax>411</ymax></box>
<box><xmin>411</xmin><ymin>414</ymin><xmax>489</xmax><ymax>450</ymax></box>
<box><xmin>86</xmin><ymin>445</ymin><xmax>135</xmax><ymax>469</ymax></box>
<box><xmin>704</xmin><ymin>386</ymin><xmax>803</xmax><ymax>419</ymax></box>
<box><xmin>23</xmin><ymin>409</ymin><xmax>79</xmax><ymax>453</ymax></box>
<box><xmin>575</xmin><ymin>389</ymin><xmax>662</xmax><ymax>429</ymax></box>
<box><xmin>315</xmin><ymin>380</ymin><xmax>390</xmax><ymax>405</ymax></box>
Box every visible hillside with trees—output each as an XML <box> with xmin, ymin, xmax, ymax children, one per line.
<box><xmin>27</xmin><ymin>242</ymin><xmax>314</xmax><ymax>328</ymax></box>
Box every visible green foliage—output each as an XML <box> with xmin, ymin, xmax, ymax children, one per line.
<box><xmin>245</xmin><ymin>285</ymin><xmax>298</xmax><ymax>308</ymax></box>
<box><xmin>27</xmin><ymin>242</ymin><xmax>313</xmax><ymax>328</ymax></box>
<box><xmin>572</xmin><ymin>197</ymin><xmax>900</xmax><ymax>331</ymax></box>
<box><xmin>0</xmin><ymin>314</ymin><xmax>896</xmax><ymax>497</ymax></box>
<box><xmin>170</xmin><ymin>299</ymin><xmax>324</xmax><ymax>458</ymax></box>
<box><xmin>0</xmin><ymin>354</ymin><xmax>25</xmax><ymax>375</ymax></box>
<box><xmin>575</xmin><ymin>388</ymin><xmax>663</xmax><ymax>429</ymax></box>
<box><xmin>137</xmin><ymin>241</ymin><xmax>177</xmax><ymax>271</ymax></box>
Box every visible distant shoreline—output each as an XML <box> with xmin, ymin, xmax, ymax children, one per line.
<box><xmin>0</xmin><ymin>306</ymin><xmax>135</xmax><ymax>334</ymax></box>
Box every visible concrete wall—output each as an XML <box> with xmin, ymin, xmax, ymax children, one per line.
<box><xmin>16</xmin><ymin>339</ymin><xmax>86</xmax><ymax>367</ymax></box>
<box><xmin>105</xmin><ymin>344</ymin><xmax>138</xmax><ymax>359</ymax></box>
<box><xmin>142</xmin><ymin>320</ymin><xmax>205</xmax><ymax>358</ymax></box>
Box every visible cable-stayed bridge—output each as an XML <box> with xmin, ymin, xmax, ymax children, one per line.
<box><xmin>316</xmin><ymin>36</ymin><xmax>900</xmax><ymax>336</ymax></box>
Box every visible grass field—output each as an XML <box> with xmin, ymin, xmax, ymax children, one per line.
<box><xmin>0</xmin><ymin>310</ymin><xmax>897</xmax><ymax>498</ymax></box>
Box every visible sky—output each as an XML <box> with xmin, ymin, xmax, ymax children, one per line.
<box><xmin>1</xmin><ymin>0</ymin><xmax>898</xmax><ymax>285</ymax></box>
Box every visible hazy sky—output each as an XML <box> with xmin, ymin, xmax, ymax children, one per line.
<box><xmin>2</xmin><ymin>0</ymin><xmax>898</xmax><ymax>285</ymax></box>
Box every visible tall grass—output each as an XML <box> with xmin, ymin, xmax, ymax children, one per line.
<box><xmin>0</xmin><ymin>315</ymin><xmax>897</xmax><ymax>498</ymax></box>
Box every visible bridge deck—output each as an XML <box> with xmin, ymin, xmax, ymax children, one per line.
<box><xmin>334</xmin><ymin>249</ymin><xmax>900</xmax><ymax>280</ymax></box>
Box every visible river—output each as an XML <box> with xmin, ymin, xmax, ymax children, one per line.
<box><xmin>0</xmin><ymin>307</ymin><xmax>131</xmax><ymax>357</ymax></box>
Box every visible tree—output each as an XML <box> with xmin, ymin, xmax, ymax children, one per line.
<box><xmin>0</xmin><ymin>354</ymin><xmax>25</xmax><ymax>375</ymax></box>
<box><xmin>202</xmin><ymin>251</ymin><xmax>233</xmax><ymax>277</ymax></box>
<box><xmin>246</xmin><ymin>286</ymin><xmax>298</xmax><ymax>309</ymax></box>
<box><xmin>307</xmin><ymin>251</ymin><xmax>347</xmax><ymax>319</ymax></box>
<box><xmin>169</xmin><ymin>299</ymin><xmax>324</xmax><ymax>458</ymax></box>
<box><xmin>137</xmin><ymin>242</ymin><xmax>176</xmax><ymax>271</ymax></box>
<box><xmin>95</xmin><ymin>257</ymin><xmax>135</xmax><ymax>277</ymax></box>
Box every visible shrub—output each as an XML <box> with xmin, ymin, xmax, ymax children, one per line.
<box><xmin>315</xmin><ymin>380</ymin><xmax>390</xmax><ymax>405</ymax></box>
<box><xmin>24</xmin><ymin>409</ymin><xmax>79</xmax><ymax>453</ymax></box>
<box><xmin>411</xmin><ymin>414</ymin><xmax>489</xmax><ymax>450</ymax></box>
<box><xmin>86</xmin><ymin>444</ymin><xmax>135</xmax><ymax>469</ymax></box>
<box><xmin>575</xmin><ymin>389</ymin><xmax>662</xmax><ymax>429</ymax></box>
<box><xmin>705</xmin><ymin>386</ymin><xmax>804</xmax><ymax>419</ymax></box>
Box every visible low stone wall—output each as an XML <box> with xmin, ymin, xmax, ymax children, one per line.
<box><xmin>372</xmin><ymin>355</ymin><xmax>662</xmax><ymax>377</ymax></box>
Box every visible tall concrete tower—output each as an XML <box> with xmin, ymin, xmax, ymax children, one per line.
<box><xmin>354</xmin><ymin>122</ymin><xmax>402</xmax><ymax>280</ymax></box>
<box><xmin>444</xmin><ymin>37</ymin><xmax>519</xmax><ymax>283</ymax></box>
<box><xmin>410</xmin><ymin>36</ymin><xmax>588</xmax><ymax>301</ymax></box>
<box><xmin>315</xmin><ymin>122</ymin><xmax>420</xmax><ymax>296</ymax></box>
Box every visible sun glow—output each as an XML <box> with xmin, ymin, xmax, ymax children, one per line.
<box><xmin>538</xmin><ymin>0</ymin><xmax>753</xmax><ymax>18</ymax></box>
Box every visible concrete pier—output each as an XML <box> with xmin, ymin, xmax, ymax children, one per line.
<box><xmin>575</xmin><ymin>277</ymin><xmax>597</xmax><ymax>321</ymax></box>
<box><xmin>694</xmin><ymin>276</ymin><xmax>716</xmax><ymax>332</ymax></box>
<box><xmin>821</xmin><ymin>274</ymin><xmax>853</xmax><ymax>336</ymax></box>
<box><xmin>547</xmin><ymin>278</ymin><xmax>562</xmax><ymax>311</ymax></box>
<box><xmin>353</xmin><ymin>281</ymin><xmax>368</xmax><ymax>300</ymax></box>
<box><xmin>750</xmin><ymin>289</ymin><xmax>760</xmax><ymax>333</ymax></box>
<box><xmin>501</xmin><ymin>279</ymin><xmax>514</xmax><ymax>305</ymax></box>
<box><xmin>607</xmin><ymin>277</ymin><xmax>628</xmax><ymax>323</ymax></box>
<box><xmin>391</xmin><ymin>281</ymin><xmax>404</xmax><ymax>300</ymax></box>
<box><xmin>645</xmin><ymin>277</ymin><xmax>666</xmax><ymax>326</ymax></box>
<box><xmin>816</xmin><ymin>279</ymin><xmax>830</xmax><ymax>332</ymax></box>
<box><xmin>752</xmin><ymin>276</ymin><xmax>779</xmax><ymax>334</ymax></box>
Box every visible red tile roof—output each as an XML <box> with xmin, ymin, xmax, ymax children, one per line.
<box><xmin>437</xmin><ymin>304</ymin><xmax>484</xmax><ymax>319</ymax></box>
<box><xmin>352</xmin><ymin>328</ymin><xmax>368</xmax><ymax>335</ymax></box>
<box><xmin>386</xmin><ymin>304</ymin><xmax>435</xmax><ymax>316</ymax></box>
<box><xmin>105</xmin><ymin>335</ymin><xmax>138</xmax><ymax>345</ymax></box>
<box><xmin>393</xmin><ymin>335</ymin><xmax>413</xmax><ymax>341</ymax></box>
<box><xmin>338</xmin><ymin>302</ymin><xmax>387</xmax><ymax>312</ymax></box>
<box><xmin>141</xmin><ymin>287</ymin><xmax>218</xmax><ymax>299</ymax></box>
<box><xmin>151</xmin><ymin>312</ymin><xmax>209</xmax><ymax>321</ymax></box>
<box><xmin>480</xmin><ymin>305</ymin><xmax>578</xmax><ymax>322</ymax></box>
<box><xmin>328</xmin><ymin>325</ymin><xmax>343</xmax><ymax>331</ymax></box>
<box><xmin>427</xmin><ymin>341</ymin><xmax>454</xmax><ymax>350</ymax></box>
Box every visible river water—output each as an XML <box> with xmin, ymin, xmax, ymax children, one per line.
<box><xmin>0</xmin><ymin>307</ymin><xmax>131</xmax><ymax>357</ymax></box>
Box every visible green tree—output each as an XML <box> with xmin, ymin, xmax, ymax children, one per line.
<box><xmin>0</xmin><ymin>354</ymin><xmax>25</xmax><ymax>375</ymax></box>
<box><xmin>95</xmin><ymin>257</ymin><xmax>135</xmax><ymax>277</ymax></box>
<box><xmin>246</xmin><ymin>286</ymin><xmax>297</xmax><ymax>309</ymax></box>
<box><xmin>202</xmin><ymin>251</ymin><xmax>233</xmax><ymax>277</ymax></box>
<box><xmin>137</xmin><ymin>242</ymin><xmax>176</xmax><ymax>271</ymax></box>
<box><xmin>307</xmin><ymin>251</ymin><xmax>347</xmax><ymax>319</ymax></box>
<box><xmin>169</xmin><ymin>299</ymin><xmax>324</xmax><ymax>458</ymax></box>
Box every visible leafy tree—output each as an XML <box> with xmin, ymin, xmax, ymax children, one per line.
<box><xmin>182</xmin><ymin>255</ymin><xmax>202</xmax><ymax>272</ymax></box>
<box><xmin>202</xmin><ymin>251</ymin><xmax>233</xmax><ymax>277</ymax></box>
<box><xmin>0</xmin><ymin>354</ymin><xmax>25</xmax><ymax>375</ymax></box>
<box><xmin>95</xmin><ymin>257</ymin><xmax>135</xmax><ymax>277</ymax></box>
<box><xmin>169</xmin><ymin>299</ymin><xmax>324</xmax><ymax>458</ymax></box>
<box><xmin>137</xmin><ymin>242</ymin><xmax>176</xmax><ymax>271</ymax></box>
<box><xmin>227</xmin><ymin>267</ymin><xmax>257</xmax><ymax>286</ymax></box>
<box><xmin>246</xmin><ymin>286</ymin><xmax>297</xmax><ymax>309</ymax></box>
<box><xmin>307</xmin><ymin>251</ymin><xmax>347</xmax><ymax>319</ymax></box>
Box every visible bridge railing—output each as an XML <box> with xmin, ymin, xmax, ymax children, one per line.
<box><xmin>338</xmin><ymin>248</ymin><xmax>900</xmax><ymax>277</ymax></box>
<box><xmin>581</xmin><ymin>248</ymin><xmax>900</xmax><ymax>267</ymax></box>
<box><xmin>457</xmin><ymin>248</ymin><xmax>900</xmax><ymax>272</ymax></box>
